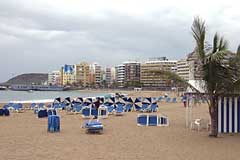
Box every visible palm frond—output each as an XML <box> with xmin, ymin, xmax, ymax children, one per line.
<box><xmin>191</xmin><ymin>17</ymin><xmax>206</xmax><ymax>61</ymax></box>
<box><xmin>237</xmin><ymin>45</ymin><xmax>240</xmax><ymax>56</ymax></box>
<box><xmin>218</xmin><ymin>37</ymin><xmax>228</xmax><ymax>51</ymax></box>
<box><xmin>212</xmin><ymin>33</ymin><xmax>219</xmax><ymax>53</ymax></box>
<box><xmin>211</xmin><ymin>50</ymin><xmax>227</xmax><ymax>62</ymax></box>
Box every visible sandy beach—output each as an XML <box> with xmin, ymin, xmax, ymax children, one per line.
<box><xmin>0</xmin><ymin>91</ymin><xmax>240</xmax><ymax>160</ymax></box>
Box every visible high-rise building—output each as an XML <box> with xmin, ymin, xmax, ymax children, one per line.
<box><xmin>140</xmin><ymin>59</ymin><xmax>177</xmax><ymax>88</ymax></box>
<box><xmin>60</xmin><ymin>64</ymin><xmax>76</xmax><ymax>85</ymax></box>
<box><xmin>186</xmin><ymin>51</ymin><xmax>202</xmax><ymax>80</ymax></box>
<box><xmin>115</xmin><ymin>64</ymin><xmax>125</xmax><ymax>88</ymax></box>
<box><xmin>89</xmin><ymin>63</ymin><xmax>102</xmax><ymax>87</ymax></box>
<box><xmin>48</xmin><ymin>71</ymin><xmax>61</xmax><ymax>85</ymax></box>
<box><xmin>177</xmin><ymin>59</ymin><xmax>192</xmax><ymax>81</ymax></box>
<box><xmin>124</xmin><ymin>61</ymin><xmax>141</xmax><ymax>87</ymax></box>
<box><xmin>75</xmin><ymin>62</ymin><xmax>90</xmax><ymax>87</ymax></box>
<box><xmin>105</xmin><ymin>67</ymin><xmax>112</xmax><ymax>87</ymax></box>
<box><xmin>177</xmin><ymin>51</ymin><xmax>203</xmax><ymax>81</ymax></box>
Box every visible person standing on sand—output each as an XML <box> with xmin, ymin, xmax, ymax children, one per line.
<box><xmin>94</xmin><ymin>98</ymin><xmax>100</xmax><ymax>119</ymax></box>
<box><xmin>182</xmin><ymin>94</ymin><xmax>187</xmax><ymax>107</ymax></box>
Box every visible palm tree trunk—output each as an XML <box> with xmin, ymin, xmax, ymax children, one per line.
<box><xmin>209</xmin><ymin>95</ymin><xmax>218</xmax><ymax>137</ymax></box>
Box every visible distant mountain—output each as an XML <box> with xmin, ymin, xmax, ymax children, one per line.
<box><xmin>2</xmin><ymin>73</ymin><xmax>48</xmax><ymax>85</ymax></box>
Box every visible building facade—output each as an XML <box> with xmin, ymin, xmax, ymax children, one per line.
<box><xmin>140</xmin><ymin>59</ymin><xmax>177</xmax><ymax>88</ymax></box>
<box><xmin>177</xmin><ymin>51</ymin><xmax>203</xmax><ymax>81</ymax></box>
<box><xmin>115</xmin><ymin>64</ymin><xmax>125</xmax><ymax>88</ymax></box>
<box><xmin>89</xmin><ymin>63</ymin><xmax>102</xmax><ymax>87</ymax></box>
<box><xmin>75</xmin><ymin>62</ymin><xmax>90</xmax><ymax>87</ymax></box>
<box><xmin>61</xmin><ymin>64</ymin><xmax>76</xmax><ymax>85</ymax></box>
<box><xmin>105</xmin><ymin>67</ymin><xmax>112</xmax><ymax>87</ymax></box>
<box><xmin>48</xmin><ymin>71</ymin><xmax>61</xmax><ymax>85</ymax></box>
<box><xmin>124</xmin><ymin>61</ymin><xmax>141</xmax><ymax>87</ymax></box>
<box><xmin>177</xmin><ymin>59</ymin><xmax>191</xmax><ymax>81</ymax></box>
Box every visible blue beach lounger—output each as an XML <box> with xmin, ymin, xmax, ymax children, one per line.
<box><xmin>172</xmin><ymin>98</ymin><xmax>177</xmax><ymax>103</ymax></box>
<box><xmin>48</xmin><ymin>115</ymin><xmax>60</xmax><ymax>133</ymax></box>
<box><xmin>82</xmin><ymin>107</ymin><xmax>91</xmax><ymax>118</ymax></box>
<box><xmin>166</xmin><ymin>97</ymin><xmax>171</xmax><ymax>103</ymax></box>
<box><xmin>148</xmin><ymin>115</ymin><xmax>158</xmax><ymax>126</ymax></box>
<box><xmin>115</xmin><ymin>104</ymin><xmax>124</xmax><ymax>116</ymax></box>
<box><xmin>137</xmin><ymin>115</ymin><xmax>148</xmax><ymax>126</ymax></box>
<box><xmin>82</xmin><ymin>120</ymin><xmax>103</xmax><ymax>134</ymax></box>
<box><xmin>149</xmin><ymin>103</ymin><xmax>158</xmax><ymax>112</ymax></box>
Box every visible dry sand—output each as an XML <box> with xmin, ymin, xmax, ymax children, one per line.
<box><xmin>0</xmin><ymin>91</ymin><xmax>240</xmax><ymax>160</ymax></box>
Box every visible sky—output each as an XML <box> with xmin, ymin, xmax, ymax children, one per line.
<box><xmin>0</xmin><ymin>0</ymin><xmax>240</xmax><ymax>82</ymax></box>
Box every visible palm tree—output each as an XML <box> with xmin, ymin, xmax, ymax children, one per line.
<box><xmin>152</xmin><ymin>17</ymin><xmax>240</xmax><ymax>137</ymax></box>
<box><xmin>191</xmin><ymin>17</ymin><xmax>240</xmax><ymax>137</ymax></box>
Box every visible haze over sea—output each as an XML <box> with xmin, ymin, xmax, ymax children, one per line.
<box><xmin>0</xmin><ymin>90</ymin><xmax>112</xmax><ymax>102</ymax></box>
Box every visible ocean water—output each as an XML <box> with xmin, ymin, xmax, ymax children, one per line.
<box><xmin>0</xmin><ymin>90</ymin><xmax>113</xmax><ymax>102</ymax></box>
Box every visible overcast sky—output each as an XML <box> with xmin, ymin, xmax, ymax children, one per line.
<box><xmin>0</xmin><ymin>0</ymin><xmax>240</xmax><ymax>82</ymax></box>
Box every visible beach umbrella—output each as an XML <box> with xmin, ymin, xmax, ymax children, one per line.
<box><xmin>63</xmin><ymin>97</ymin><xmax>71</xmax><ymax>106</ymax></box>
<box><xmin>96</xmin><ymin>96</ymin><xmax>105</xmax><ymax>104</ymax></box>
<box><xmin>53</xmin><ymin>97</ymin><xmax>62</xmax><ymax>109</ymax></box>
<box><xmin>116</xmin><ymin>97</ymin><xmax>126</xmax><ymax>106</ymax></box>
<box><xmin>105</xmin><ymin>96</ymin><xmax>117</xmax><ymax>108</ymax></box>
<box><xmin>84</xmin><ymin>97</ymin><xmax>95</xmax><ymax>107</ymax></box>
<box><xmin>134</xmin><ymin>97</ymin><xmax>142</xmax><ymax>111</ymax></box>
<box><xmin>151</xmin><ymin>97</ymin><xmax>157</xmax><ymax>104</ymax></box>
<box><xmin>76</xmin><ymin>97</ymin><xmax>84</xmax><ymax>104</ymax></box>
<box><xmin>142</xmin><ymin>97</ymin><xmax>151</xmax><ymax>105</ymax></box>
<box><xmin>53</xmin><ymin>97</ymin><xmax>61</xmax><ymax>104</ymax></box>
<box><xmin>122</xmin><ymin>97</ymin><xmax>128</xmax><ymax>103</ymax></box>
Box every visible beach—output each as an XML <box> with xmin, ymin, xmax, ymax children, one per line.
<box><xmin>0</xmin><ymin>91</ymin><xmax>240</xmax><ymax>160</ymax></box>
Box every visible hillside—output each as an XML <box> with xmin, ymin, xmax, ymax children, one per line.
<box><xmin>3</xmin><ymin>73</ymin><xmax>48</xmax><ymax>85</ymax></box>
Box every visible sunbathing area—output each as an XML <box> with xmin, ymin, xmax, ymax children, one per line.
<box><xmin>1</xmin><ymin>91</ymin><xmax>240</xmax><ymax>160</ymax></box>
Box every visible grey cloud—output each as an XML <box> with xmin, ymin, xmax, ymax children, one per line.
<box><xmin>0</xmin><ymin>1</ymin><xmax>239</xmax><ymax>82</ymax></box>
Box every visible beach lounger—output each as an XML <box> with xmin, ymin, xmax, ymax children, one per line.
<box><xmin>4</xmin><ymin>109</ymin><xmax>10</xmax><ymax>116</ymax></box>
<box><xmin>137</xmin><ymin>114</ymin><xmax>148</xmax><ymax>126</ymax></box>
<box><xmin>73</xmin><ymin>104</ymin><xmax>82</xmax><ymax>113</ymax></box>
<box><xmin>91</xmin><ymin>108</ymin><xmax>98</xmax><ymax>117</ymax></box>
<box><xmin>12</xmin><ymin>103</ymin><xmax>23</xmax><ymax>113</ymax></box>
<box><xmin>82</xmin><ymin>107</ymin><xmax>91</xmax><ymax>118</ymax></box>
<box><xmin>149</xmin><ymin>103</ymin><xmax>158</xmax><ymax>112</ymax></box>
<box><xmin>38</xmin><ymin>103</ymin><xmax>45</xmax><ymax>109</ymax></box>
<box><xmin>38</xmin><ymin>109</ymin><xmax>48</xmax><ymax>118</ymax></box>
<box><xmin>137</xmin><ymin>114</ymin><xmax>169</xmax><ymax>126</ymax></box>
<box><xmin>0</xmin><ymin>108</ymin><xmax>9</xmax><ymax>116</ymax></box>
<box><xmin>125</xmin><ymin>104</ymin><xmax>133</xmax><ymax>112</ymax></box>
<box><xmin>30</xmin><ymin>103</ymin><xmax>36</xmax><ymax>110</ymax></box>
<box><xmin>141</xmin><ymin>103</ymin><xmax>149</xmax><ymax>112</ymax></box>
<box><xmin>159</xmin><ymin>96</ymin><xmax>164</xmax><ymax>102</ymax></box>
<box><xmin>115</xmin><ymin>104</ymin><xmax>124</xmax><ymax>116</ymax></box>
<box><xmin>148</xmin><ymin>115</ymin><xmax>158</xmax><ymax>126</ymax></box>
<box><xmin>0</xmin><ymin>109</ymin><xmax>4</xmax><ymax>116</ymax></box>
<box><xmin>107</xmin><ymin>105</ymin><xmax>115</xmax><ymax>114</ymax></box>
<box><xmin>82</xmin><ymin>120</ymin><xmax>103</xmax><ymax>134</ymax></box>
<box><xmin>48</xmin><ymin>115</ymin><xmax>60</xmax><ymax>133</ymax></box>
<box><xmin>172</xmin><ymin>98</ymin><xmax>177</xmax><ymax>103</ymax></box>
<box><xmin>98</xmin><ymin>106</ymin><xmax>108</xmax><ymax>118</ymax></box>
<box><xmin>158</xmin><ymin>115</ymin><xmax>169</xmax><ymax>126</ymax></box>
<box><xmin>47</xmin><ymin>109</ymin><xmax>57</xmax><ymax>116</ymax></box>
<box><xmin>166</xmin><ymin>97</ymin><xmax>171</xmax><ymax>103</ymax></box>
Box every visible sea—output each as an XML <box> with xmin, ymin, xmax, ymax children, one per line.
<box><xmin>0</xmin><ymin>90</ymin><xmax>114</xmax><ymax>103</ymax></box>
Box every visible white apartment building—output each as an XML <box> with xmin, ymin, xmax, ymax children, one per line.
<box><xmin>48</xmin><ymin>71</ymin><xmax>61</xmax><ymax>85</ymax></box>
<box><xmin>115</xmin><ymin>64</ymin><xmax>125</xmax><ymax>88</ymax></box>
